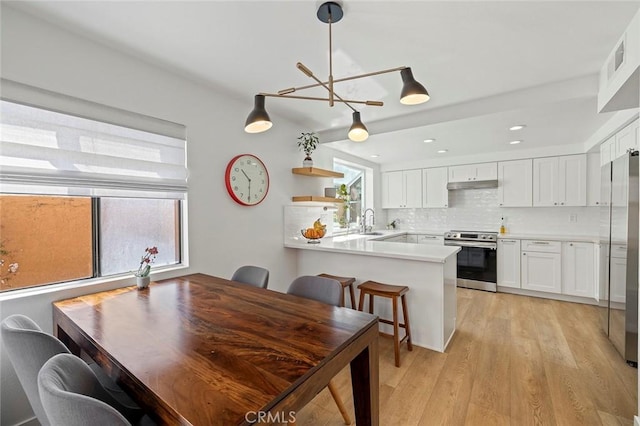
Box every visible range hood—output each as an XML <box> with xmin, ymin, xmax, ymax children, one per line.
<box><xmin>447</xmin><ymin>179</ymin><xmax>498</xmax><ymax>190</ymax></box>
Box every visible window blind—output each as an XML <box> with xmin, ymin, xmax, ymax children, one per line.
<box><xmin>0</xmin><ymin>80</ymin><xmax>188</xmax><ymax>199</ymax></box>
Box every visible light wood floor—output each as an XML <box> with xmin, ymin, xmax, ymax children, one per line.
<box><xmin>294</xmin><ymin>289</ymin><xmax>638</xmax><ymax>425</ymax></box>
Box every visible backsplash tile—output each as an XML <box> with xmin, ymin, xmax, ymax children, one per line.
<box><xmin>386</xmin><ymin>188</ymin><xmax>599</xmax><ymax>236</ymax></box>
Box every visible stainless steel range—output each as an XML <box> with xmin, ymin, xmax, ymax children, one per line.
<box><xmin>444</xmin><ymin>230</ymin><xmax>498</xmax><ymax>292</ymax></box>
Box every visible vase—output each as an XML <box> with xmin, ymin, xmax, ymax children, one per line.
<box><xmin>303</xmin><ymin>156</ymin><xmax>313</xmax><ymax>167</ymax></box>
<box><xmin>136</xmin><ymin>275</ymin><xmax>150</xmax><ymax>290</ymax></box>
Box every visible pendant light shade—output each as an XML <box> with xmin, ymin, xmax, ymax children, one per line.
<box><xmin>244</xmin><ymin>95</ymin><xmax>273</xmax><ymax>133</ymax></box>
<box><xmin>400</xmin><ymin>67</ymin><xmax>430</xmax><ymax>105</ymax></box>
<box><xmin>348</xmin><ymin>112</ymin><xmax>369</xmax><ymax>142</ymax></box>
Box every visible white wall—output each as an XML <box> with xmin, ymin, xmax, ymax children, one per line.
<box><xmin>0</xmin><ymin>6</ymin><xmax>308</xmax><ymax>425</ymax></box>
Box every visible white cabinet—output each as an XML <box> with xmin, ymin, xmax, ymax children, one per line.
<box><xmin>600</xmin><ymin>136</ymin><xmax>614</xmax><ymax>166</ymax></box>
<box><xmin>587</xmin><ymin>153</ymin><xmax>601</xmax><ymax>206</ymax></box>
<box><xmin>448</xmin><ymin>162</ymin><xmax>497</xmax><ymax>183</ymax></box>
<box><xmin>422</xmin><ymin>167</ymin><xmax>448</xmax><ymax>208</ymax></box>
<box><xmin>498</xmin><ymin>239</ymin><xmax>521</xmax><ymax>288</ymax></box>
<box><xmin>533</xmin><ymin>155</ymin><xmax>586</xmax><ymax>207</ymax></box>
<box><xmin>521</xmin><ymin>240</ymin><xmax>562</xmax><ymax>293</ymax></box>
<box><xmin>381</xmin><ymin>170</ymin><xmax>422</xmax><ymax>208</ymax></box>
<box><xmin>610</xmin><ymin>244</ymin><xmax>627</xmax><ymax>304</ymax></box>
<box><xmin>498</xmin><ymin>159</ymin><xmax>532</xmax><ymax>207</ymax></box>
<box><xmin>561</xmin><ymin>242</ymin><xmax>595</xmax><ymax>298</ymax></box>
<box><xmin>615</xmin><ymin>119</ymin><xmax>639</xmax><ymax>158</ymax></box>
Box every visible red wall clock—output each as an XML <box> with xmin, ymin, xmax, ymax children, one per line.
<box><xmin>225</xmin><ymin>154</ymin><xmax>270</xmax><ymax>206</ymax></box>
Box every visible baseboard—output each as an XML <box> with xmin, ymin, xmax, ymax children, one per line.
<box><xmin>15</xmin><ymin>417</ymin><xmax>38</xmax><ymax>426</ymax></box>
<box><xmin>634</xmin><ymin>415</ymin><xmax>640</xmax><ymax>426</ymax></box>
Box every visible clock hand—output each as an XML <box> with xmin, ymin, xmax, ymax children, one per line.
<box><xmin>241</xmin><ymin>169</ymin><xmax>251</xmax><ymax>182</ymax></box>
<box><xmin>248</xmin><ymin>180</ymin><xmax>251</xmax><ymax>202</ymax></box>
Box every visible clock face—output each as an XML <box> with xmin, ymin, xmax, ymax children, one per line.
<box><xmin>225</xmin><ymin>154</ymin><xmax>270</xmax><ymax>206</ymax></box>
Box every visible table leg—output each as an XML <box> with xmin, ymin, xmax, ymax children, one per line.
<box><xmin>350</xmin><ymin>336</ymin><xmax>379</xmax><ymax>426</ymax></box>
<box><xmin>56</xmin><ymin>325</ymin><xmax>81</xmax><ymax>356</ymax></box>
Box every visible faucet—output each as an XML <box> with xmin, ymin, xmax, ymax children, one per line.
<box><xmin>361</xmin><ymin>208</ymin><xmax>375</xmax><ymax>233</ymax></box>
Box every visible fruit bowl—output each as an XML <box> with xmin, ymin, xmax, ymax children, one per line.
<box><xmin>301</xmin><ymin>229</ymin><xmax>324</xmax><ymax>244</ymax></box>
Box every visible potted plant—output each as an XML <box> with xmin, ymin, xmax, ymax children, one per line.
<box><xmin>336</xmin><ymin>184</ymin><xmax>350</xmax><ymax>228</ymax></box>
<box><xmin>297</xmin><ymin>132</ymin><xmax>319</xmax><ymax>167</ymax></box>
<box><xmin>134</xmin><ymin>246</ymin><xmax>158</xmax><ymax>289</ymax></box>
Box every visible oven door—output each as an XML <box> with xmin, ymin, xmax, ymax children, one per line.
<box><xmin>445</xmin><ymin>241</ymin><xmax>497</xmax><ymax>292</ymax></box>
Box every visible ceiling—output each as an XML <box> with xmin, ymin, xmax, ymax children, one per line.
<box><xmin>7</xmin><ymin>1</ymin><xmax>640</xmax><ymax>164</ymax></box>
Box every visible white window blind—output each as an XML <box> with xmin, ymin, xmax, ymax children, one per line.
<box><xmin>0</xmin><ymin>80</ymin><xmax>188</xmax><ymax>199</ymax></box>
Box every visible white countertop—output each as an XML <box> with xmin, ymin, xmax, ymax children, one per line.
<box><xmin>497</xmin><ymin>233</ymin><xmax>600</xmax><ymax>243</ymax></box>
<box><xmin>284</xmin><ymin>231</ymin><xmax>460</xmax><ymax>263</ymax></box>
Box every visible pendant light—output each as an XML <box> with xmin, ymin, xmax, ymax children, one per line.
<box><xmin>244</xmin><ymin>2</ymin><xmax>430</xmax><ymax>141</ymax></box>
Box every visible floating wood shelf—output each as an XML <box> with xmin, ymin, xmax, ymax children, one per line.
<box><xmin>291</xmin><ymin>167</ymin><xmax>344</xmax><ymax>178</ymax></box>
<box><xmin>292</xmin><ymin>196</ymin><xmax>343</xmax><ymax>203</ymax></box>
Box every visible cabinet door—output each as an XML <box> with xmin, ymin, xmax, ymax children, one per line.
<box><xmin>498</xmin><ymin>239</ymin><xmax>521</xmax><ymax>288</ymax></box>
<box><xmin>404</xmin><ymin>170</ymin><xmax>423</xmax><ymax>208</ymax></box>
<box><xmin>533</xmin><ymin>157</ymin><xmax>559</xmax><ymax>206</ymax></box>
<box><xmin>615</xmin><ymin>119</ymin><xmax>639</xmax><ymax>158</ymax></box>
<box><xmin>448</xmin><ymin>165</ymin><xmax>473</xmax><ymax>182</ymax></box>
<box><xmin>587</xmin><ymin>153</ymin><xmax>601</xmax><ymax>206</ymax></box>
<box><xmin>381</xmin><ymin>171</ymin><xmax>404</xmax><ymax>208</ymax></box>
<box><xmin>423</xmin><ymin>167</ymin><xmax>448</xmax><ymax>208</ymax></box>
<box><xmin>558</xmin><ymin>154</ymin><xmax>587</xmax><ymax>206</ymax></box>
<box><xmin>600</xmin><ymin>136</ymin><xmax>614</xmax><ymax>166</ymax></box>
<box><xmin>610</xmin><ymin>256</ymin><xmax>627</xmax><ymax>304</ymax></box>
<box><xmin>475</xmin><ymin>162</ymin><xmax>498</xmax><ymax>180</ymax></box>
<box><xmin>561</xmin><ymin>242</ymin><xmax>595</xmax><ymax>298</ymax></box>
<box><xmin>521</xmin><ymin>251</ymin><xmax>562</xmax><ymax>293</ymax></box>
<box><xmin>498</xmin><ymin>160</ymin><xmax>532</xmax><ymax>207</ymax></box>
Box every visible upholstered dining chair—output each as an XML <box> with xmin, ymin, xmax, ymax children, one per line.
<box><xmin>286</xmin><ymin>276</ymin><xmax>352</xmax><ymax>425</ymax></box>
<box><xmin>38</xmin><ymin>353</ymin><xmax>155</xmax><ymax>426</ymax></box>
<box><xmin>1</xmin><ymin>314</ymin><xmax>140</xmax><ymax>425</ymax></box>
<box><xmin>231</xmin><ymin>265</ymin><xmax>270</xmax><ymax>289</ymax></box>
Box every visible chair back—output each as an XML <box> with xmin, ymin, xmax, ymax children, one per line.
<box><xmin>38</xmin><ymin>353</ymin><xmax>131</xmax><ymax>426</ymax></box>
<box><xmin>287</xmin><ymin>276</ymin><xmax>342</xmax><ymax>306</ymax></box>
<box><xmin>231</xmin><ymin>265</ymin><xmax>269</xmax><ymax>289</ymax></box>
<box><xmin>1</xmin><ymin>314</ymin><xmax>70</xmax><ymax>425</ymax></box>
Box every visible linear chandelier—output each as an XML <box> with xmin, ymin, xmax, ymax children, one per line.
<box><xmin>244</xmin><ymin>1</ymin><xmax>430</xmax><ymax>142</ymax></box>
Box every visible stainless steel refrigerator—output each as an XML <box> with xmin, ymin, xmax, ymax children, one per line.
<box><xmin>600</xmin><ymin>151</ymin><xmax>639</xmax><ymax>366</ymax></box>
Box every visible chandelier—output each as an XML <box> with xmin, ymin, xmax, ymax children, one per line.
<box><xmin>244</xmin><ymin>1</ymin><xmax>430</xmax><ymax>142</ymax></box>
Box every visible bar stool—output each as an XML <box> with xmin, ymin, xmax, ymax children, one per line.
<box><xmin>317</xmin><ymin>273</ymin><xmax>357</xmax><ymax>309</ymax></box>
<box><xmin>357</xmin><ymin>280</ymin><xmax>412</xmax><ymax>367</ymax></box>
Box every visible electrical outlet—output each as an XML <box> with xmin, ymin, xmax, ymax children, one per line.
<box><xmin>569</xmin><ymin>214</ymin><xmax>578</xmax><ymax>223</ymax></box>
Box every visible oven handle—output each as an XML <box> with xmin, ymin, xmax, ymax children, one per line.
<box><xmin>444</xmin><ymin>241</ymin><xmax>497</xmax><ymax>249</ymax></box>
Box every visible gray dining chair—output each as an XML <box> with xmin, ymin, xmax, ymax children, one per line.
<box><xmin>1</xmin><ymin>314</ymin><xmax>140</xmax><ymax>425</ymax></box>
<box><xmin>38</xmin><ymin>353</ymin><xmax>154</xmax><ymax>426</ymax></box>
<box><xmin>231</xmin><ymin>265</ymin><xmax>269</xmax><ymax>289</ymax></box>
<box><xmin>286</xmin><ymin>276</ymin><xmax>352</xmax><ymax>425</ymax></box>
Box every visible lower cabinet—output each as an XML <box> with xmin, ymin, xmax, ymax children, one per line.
<box><xmin>497</xmin><ymin>239</ymin><xmax>521</xmax><ymax>288</ymax></box>
<box><xmin>561</xmin><ymin>242</ymin><xmax>595</xmax><ymax>298</ymax></box>
<box><xmin>521</xmin><ymin>241</ymin><xmax>562</xmax><ymax>293</ymax></box>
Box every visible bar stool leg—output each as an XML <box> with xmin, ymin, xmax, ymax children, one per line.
<box><xmin>401</xmin><ymin>294</ymin><xmax>413</xmax><ymax>351</ymax></box>
<box><xmin>368</xmin><ymin>294</ymin><xmax>374</xmax><ymax>315</ymax></box>
<box><xmin>327</xmin><ymin>380</ymin><xmax>352</xmax><ymax>425</ymax></box>
<box><xmin>392</xmin><ymin>295</ymin><xmax>400</xmax><ymax>367</ymax></box>
<box><xmin>348</xmin><ymin>285</ymin><xmax>357</xmax><ymax>310</ymax></box>
<box><xmin>358</xmin><ymin>288</ymin><xmax>366</xmax><ymax>312</ymax></box>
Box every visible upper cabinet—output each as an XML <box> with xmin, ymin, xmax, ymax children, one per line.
<box><xmin>381</xmin><ymin>170</ymin><xmax>422</xmax><ymax>209</ymax></box>
<box><xmin>587</xmin><ymin>152</ymin><xmax>601</xmax><ymax>206</ymax></box>
<box><xmin>533</xmin><ymin>154</ymin><xmax>586</xmax><ymax>207</ymax></box>
<box><xmin>448</xmin><ymin>162</ymin><xmax>497</xmax><ymax>183</ymax></box>
<box><xmin>422</xmin><ymin>167</ymin><xmax>448</xmax><ymax>208</ymax></box>
<box><xmin>600</xmin><ymin>136</ymin><xmax>614</xmax><ymax>166</ymax></box>
<box><xmin>614</xmin><ymin>119</ymin><xmax>639</xmax><ymax>158</ymax></box>
<box><xmin>598</xmin><ymin>10</ymin><xmax>640</xmax><ymax>113</ymax></box>
<box><xmin>498</xmin><ymin>159</ymin><xmax>532</xmax><ymax>207</ymax></box>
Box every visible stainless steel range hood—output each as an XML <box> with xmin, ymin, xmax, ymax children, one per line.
<box><xmin>447</xmin><ymin>179</ymin><xmax>499</xmax><ymax>190</ymax></box>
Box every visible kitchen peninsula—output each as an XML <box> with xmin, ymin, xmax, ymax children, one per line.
<box><xmin>285</xmin><ymin>232</ymin><xmax>460</xmax><ymax>352</ymax></box>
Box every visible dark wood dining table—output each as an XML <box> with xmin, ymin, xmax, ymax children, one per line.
<box><xmin>53</xmin><ymin>273</ymin><xmax>379</xmax><ymax>425</ymax></box>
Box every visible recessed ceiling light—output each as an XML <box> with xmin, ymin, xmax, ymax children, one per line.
<box><xmin>370</xmin><ymin>154</ymin><xmax>380</xmax><ymax>158</ymax></box>
<box><xmin>437</xmin><ymin>149</ymin><xmax>448</xmax><ymax>154</ymax></box>
<box><xmin>423</xmin><ymin>138</ymin><xmax>435</xmax><ymax>143</ymax></box>
<box><xmin>509</xmin><ymin>125</ymin><xmax>526</xmax><ymax>131</ymax></box>
<box><xmin>509</xmin><ymin>140</ymin><xmax>522</xmax><ymax>145</ymax></box>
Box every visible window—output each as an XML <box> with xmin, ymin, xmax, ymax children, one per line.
<box><xmin>332</xmin><ymin>159</ymin><xmax>373</xmax><ymax>232</ymax></box>
<box><xmin>0</xmin><ymin>82</ymin><xmax>187</xmax><ymax>292</ymax></box>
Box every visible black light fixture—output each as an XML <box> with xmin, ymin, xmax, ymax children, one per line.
<box><xmin>244</xmin><ymin>1</ymin><xmax>430</xmax><ymax>142</ymax></box>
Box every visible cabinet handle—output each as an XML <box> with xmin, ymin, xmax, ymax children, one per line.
<box><xmin>503</xmin><ymin>240</ymin><xmax>516</xmax><ymax>243</ymax></box>
<box><xmin>445</xmin><ymin>204</ymin><xmax>448</xmax><ymax>207</ymax></box>
<box><xmin>532</xmin><ymin>241</ymin><xmax>549</xmax><ymax>245</ymax></box>
<box><xmin>554</xmin><ymin>202</ymin><xmax>558</xmax><ymax>205</ymax></box>
<box><xmin>569</xmin><ymin>243</ymin><xmax>573</xmax><ymax>246</ymax></box>
<box><xmin>561</xmin><ymin>202</ymin><xmax>564</xmax><ymax>205</ymax></box>
<box><xmin>523</xmin><ymin>253</ymin><xmax>527</xmax><ymax>256</ymax></box>
<box><xmin>499</xmin><ymin>203</ymin><xmax>503</xmax><ymax>206</ymax></box>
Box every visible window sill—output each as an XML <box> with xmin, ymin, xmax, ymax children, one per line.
<box><xmin>0</xmin><ymin>264</ymin><xmax>189</xmax><ymax>302</ymax></box>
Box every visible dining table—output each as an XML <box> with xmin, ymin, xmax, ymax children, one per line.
<box><xmin>52</xmin><ymin>273</ymin><xmax>380</xmax><ymax>425</ymax></box>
